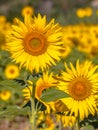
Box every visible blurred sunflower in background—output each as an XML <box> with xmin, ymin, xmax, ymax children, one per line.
<box><xmin>37</xmin><ymin>112</ymin><xmax>55</xmax><ymax>130</ymax></box>
<box><xmin>0</xmin><ymin>90</ymin><xmax>11</xmax><ymax>101</ymax></box>
<box><xmin>76</xmin><ymin>8</ymin><xmax>86</xmax><ymax>18</ymax></box>
<box><xmin>0</xmin><ymin>15</ymin><xmax>11</xmax><ymax>50</ymax></box>
<box><xmin>57</xmin><ymin>60</ymin><xmax>98</xmax><ymax>120</ymax></box>
<box><xmin>62</xmin><ymin>24</ymin><xmax>98</xmax><ymax>57</ymax></box>
<box><xmin>76</xmin><ymin>7</ymin><xmax>92</xmax><ymax>18</ymax></box>
<box><xmin>21</xmin><ymin>6</ymin><xmax>34</xmax><ymax>17</ymax></box>
<box><xmin>85</xmin><ymin>7</ymin><xmax>93</xmax><ymax>17</ymax></box>
<box><xmin>4</xmin><ymin>64</ymin><xmax>20</xmax><ymax>79</ymax></box>
<box><xmin>6</xmin><ymin>13</ymin><xmax>64</xmax><ymax>72</ymax></box>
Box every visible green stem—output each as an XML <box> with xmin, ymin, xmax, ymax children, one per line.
<box><xmin>76</xmin><ymin>113</ymin><xmax>80</xmax><ymax>130</ymax></box>
<box><xmin>30</xmin><ymin>98</ymin><xmax>35</xmax><ymax>130</ymax></box>
<box><xmin>30</xmin><ymin>83</ymin><xmax>36</xmax><ymax>130</ymax></box>
<box><xmin>59</xmin><ymin>120</ymin><xmax>63</xmax><ymax>130</ymax></box>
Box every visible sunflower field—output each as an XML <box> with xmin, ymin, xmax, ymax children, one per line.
<box><xmin>0</xmin><ymin>0</ymin><xmax>98</xmax><ymax>130</ymax></box>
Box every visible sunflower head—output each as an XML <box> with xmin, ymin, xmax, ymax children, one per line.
<box><xmin>57</xmin><ymin>60</ymin><xmax>98</xmax><ymax>120</ymax></box>
<box><xmin>35</xmin><ymin>72</ymin><xmax>57</xmax><ymax>99</ymax></box>
<box><xmin>7</xmin><ymin>13</ymin><xmax>63</xmax><ymax>72</ymax></box>
<box><xmin>76</xmin><ymin>8</ymin><xmax>86</xmax><ymax>18</ymax></box>
<box><xmin>4</xmin><ymin>64</ymin><xmax>20</xmax><ymax>79</ymax></box>
<box><xmin>22</xmin><ymin>72</ymin><xmax>57</xmax><ymax>113</ymax></box>
<box><xmin>0</xmin><ymin>90</ymin><xmax>11</xmax><ymax>101</ymax></box>
<box><xmin>85</xmin><ymin>7</ymin><xmax>92</xmax><ymax>17</ymax></box>
<box><xmin>21</xmin><ymin>6</ymin><xmax>34</xmax><ymax>17</ymax></box>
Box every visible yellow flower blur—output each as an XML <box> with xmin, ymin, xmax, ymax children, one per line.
<box><xmin>76</xmin><ymin>8</ymin><xmax>86</xmax><ymax>18</ymax></box>
<box><xmin>37</xmin><ymin>112</ymin><xmax>55</xmax><ymax>130</ymax></box>
<box><xmin>21</xmin><ymin>6</ymin><xmax>34</xmax><ymax>17</ymax></box>
<box><xmin>0</xmin><ymin>15</ymin><xmax>11</xmax><ymax>50</ymax></box>
<box><xmin>62</xmin><ymin>24</ymin><xmax>98</xmax><ymax>57</ymax></box>
<box><xmin>7</xmin><ymin>14</ymin><xmax>63</xmax><ymax>72</ymax></box>
<box><xmin>0</xmin><ymin>90</ymin><xmax>11</xmax><ymax>101</ymax></box>
<box><xmin>76</xmin><ymin>7</ymin><xmax>92</xmax><ymax>18</ymax></box>
<box><xmin>85</xmin><ymin>7</ymin><xmax>92</xmax><ymax>17</ymax></box>
<box><xmin>57</xmin><ymin>60</ymin><xmax>98</xmax><ymax>120</ymax></box>
<box><xmin>4</xmin><ymin>64</ymin><xmax>20</xmax><ymax>79</ymax></box>
<box><xmin>56</xmin><ymin>115</ymin><xmax>76</xmax><ymax>127</ymax></box>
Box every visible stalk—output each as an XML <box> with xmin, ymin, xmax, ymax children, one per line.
<box><xmin>76</xmin><ymin>112</ymin><xmax>80</xmax><ymax>130</ymax></box>
<box><xmin>30</xmin><ymin>83</ymin><xmax>36</xmax><ymax>130</ymax></box>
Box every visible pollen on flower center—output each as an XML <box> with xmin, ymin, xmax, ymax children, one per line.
<box><xmin>23</xmin><ymin>32</ymin><xmax>48</xmax><ymax>56</ymax></box>
<box><xmin>68</xmin><ymin>78</ymin><xmax>92</xmax><ymax>100</ymax></box>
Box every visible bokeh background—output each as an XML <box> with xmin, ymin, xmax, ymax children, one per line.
<box><xmin>0</xmin><ymin>0</ymin><xmax>98</xmax><ymax>25</ymax></box>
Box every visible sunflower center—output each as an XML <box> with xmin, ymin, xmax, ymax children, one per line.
<box><xmin>23</xmin><ymin>32</ymin><xmax>47</xmax><ymax>56</ymax></box>
<box><xmin>30</xmin><ymin>38</ymin><xmax>40</xmax><ymax>48</ymax></box>
<box><xmin>69</xmin><ymin>78</ymin><xmax>92</xmax><ymax>100</ymax></box>
<box><xmin>9</xmin><ymin>69</ymin><xmax>15</xmax><ymax>74</ymax></box>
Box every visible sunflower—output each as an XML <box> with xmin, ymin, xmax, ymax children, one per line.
<box><xmin>7</xmin><ymin>14</ymin><xmax>63</xmax><ymax>72</ymax></box>
<box><xmin>85</xmin><ymin>7</ymin><xmax>92</xmax><ymax>17</ymax></box>
<box><xmin>21</xmin><ymin>6</ymin><xmax>34</xmax><ymax>17</ymax></box>
<box><xmin>35</xmin><ymin>72</ymin><xmax>57</xmax><ymax>99</ymax></box>
<box><xmin>22</xmin><ymin>72</ymin><xmax>57</xmax><ymax>113</ymax></box>
<box><xmin>4</xmin><ymin>64</ymin><xmax>20</xmax><ymax>79</ymax></box>
<box><xmin>57</xmin><ymin>60</ymin><xmax>98</xmax><ymax>120</ymax></box>
<box><xmin>76</xmin><ymin>8</ymin><xmax>86</xmax><ymax>18</ymax></box>
<box><xmin>0</xmin><ymin>15</ymin><xmax>11</xmax><ymax>50</ymax></box>
<box><xmin>0</xmin><ymin>90</ymin><xmax>11</xmax><ymax>101</ymax></box>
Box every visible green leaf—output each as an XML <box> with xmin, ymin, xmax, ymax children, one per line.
<box><xmin>40</xmin><ymin>87</ymin><xmax>70</xmax><ymax>102</ymax></box>
<box><xmin>0</xmin><ymin>79</ymin><xmax>24</xmax><ymax>90</ymax></box>
<box><xmin>0</xmin><ymin>105</ymin><xmax>30</xmax><ymax>118</ymax></box>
